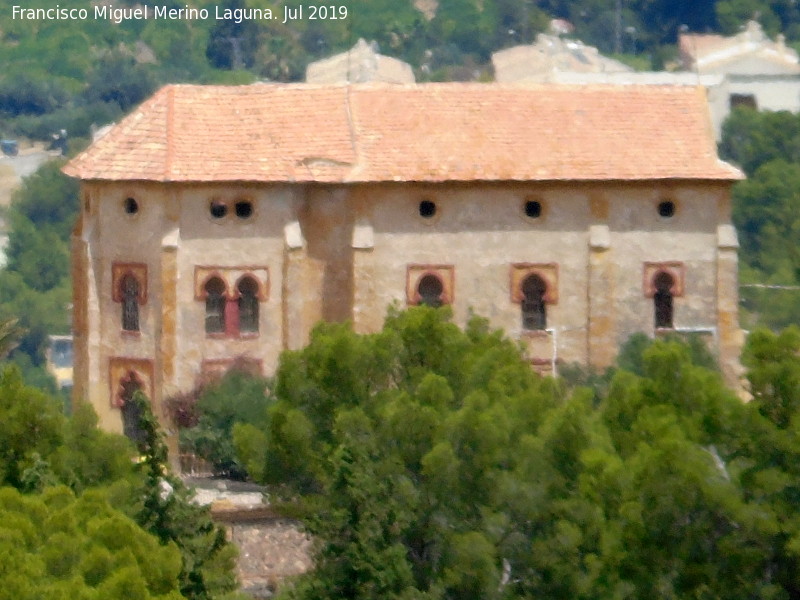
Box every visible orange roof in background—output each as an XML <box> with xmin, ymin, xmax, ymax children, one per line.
<box><xmin>63</xmin><ymin>83</ymin><xmax>742</xmax><ymax>183</ymax></box>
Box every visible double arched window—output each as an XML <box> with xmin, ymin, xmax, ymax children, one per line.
<box><xmin>203</xmin><ymin>275</ymin><xmax>261</xmax><ymax>336</ymax></box>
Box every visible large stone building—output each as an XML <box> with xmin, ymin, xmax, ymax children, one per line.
<box><xmin>64</xmin><ymin>83</ymin><xmax>743</xmax><ymax>439</ymax></box>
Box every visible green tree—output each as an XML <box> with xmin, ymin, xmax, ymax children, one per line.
<box><xmin>83</xmin><ymin>51</ymin><xmax>157</xmax><ymax>112</ymax></box>
<box><xmin>0</xmin><ymin>364</ymin><xmax>142</xmax><ymax>493</ymax></box>
<box><xmin>205</xmin><ymin>0</ymin><xmax>262</xmax><ymax>70</ymax></box>
<box><xmin>169</xmin><ymin>363</ymin><xmax>272</xmax><ymax>477</ymax></box>
<box><xmin>719</xmin><ymin>108</ymin><xmax>800</xmax><ymax>176</ymax></box>
<box><xmin>0</xmin><ymin>366</ymin><xmax>64</xmax><ymax>488</ymax></box>
<box><xmin>741</xmin><ymin>326</ymin><xmax>800</xmax><ymax>428</ymax></box>
<box><xmin>128</xmin><ymin>391</ymin><xmax>240</xmax><ymax>600</ymax></box>
<box><xmin>225</xmin><ymin>310</ymin><xmax>800</xmax><ymax>600</ymax></box>
<box><xmin>717</xmin><ymin>0</ymin><xmax>786</xmax><ymax>35</ymax></box>
<box><xmin>0</xmin><ymin>485</ymin><xmax>185</xmax><ymax>600</ymax></box>
<box><xmin>245</xmin><ymin>308</ymin><xmax>564</xmax><ymax>598</ymax></box>
<box><xmin>0</xmin><ymin>74</ymin><xmax>69</xmax><ymax>117</ymax></box>
<box><xmin>49</xmin><ymin>402</ymin><xmax>138</xmax><ymax>492</ymax></box>
<box><xmin>719</xmin><ymin>108</ymin><xmax>800</xmax><ymax>329</ymax></box>
<box><xmin>0</xmin><ymin>161</ymin><xmax>77</xmax><ymax>377</ymax></box>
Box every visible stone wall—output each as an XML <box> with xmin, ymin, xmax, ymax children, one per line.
<box><xmin>74</xmin><ymin>178</ymin><xmax>742</xmax><ymax>436</ymax></box>
<box><xmin>228</xmin><ymin>519</ymin><xmax>313</xmax><ymax>598</ymax></box>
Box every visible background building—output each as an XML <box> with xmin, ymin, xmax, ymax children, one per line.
<box><xmin>492</xmin><ymin>33</ymin><xmax>633</xmax><ymax>82</ymax></box>
<box><xmin>679</xmin><ymin>20</ymin><xmax>800</xmax><ymax>115</ymax></box>
<box><xmin>305</xmin><ymin>39</ymin><xmax>415</xmax><ymax>84</ymax></box>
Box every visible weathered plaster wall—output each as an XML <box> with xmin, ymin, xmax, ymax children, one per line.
<box><xmin>77</xmin><ymin>182</ymin><xmax>302</xmax><ymax>434</ymax></box>
<box><xmin>702</xmin><ymin>55</ymin><xmax>800</xmax><ymax>76</ymax></box>
<box><xmin>351</xmin><ymin>181</ymin><xmax>736</xmax><ymax>373</ymax></box>
<box><xmin>351</xmin><ymin>183</ymin><xmax>591</xmax><ymax>368</ymax></box>
<box><xmin>605</xmin><ymin>184</ymin><xmax>721</xmax><ymax>344</ymax></box>
<box><xmin>74</xmin><ymin>178</ymin><xmax>742</xmax><ymax>438</ymax></box>
<box><xmin>173</xmin><ymin>183</ymin><xmax>297</xmax><ymax>389</ymax></box>
<box><xmin>727</xmin><ymin>75</ymin><xmax>800</xmax><ymax>112</ymax></box>
<box><xmin>81</xmin><ymin>181</ymin><xmax>170</xmax><ymax>433</ymax></box>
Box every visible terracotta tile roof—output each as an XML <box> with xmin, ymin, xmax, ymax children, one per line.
<box><xmin>63</xmin><ymin>83</ymin><xmax>742</xmax><ymax>183</ymax></box>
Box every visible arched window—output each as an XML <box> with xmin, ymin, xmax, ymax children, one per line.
<box><xmin>119</xmin><ymin>371</ymin><xmax>146</xmax><ymax>445</ymax></box>
<box><xmin>237</xmin><ymin>277</ymin><xmax>259</xmax><ymax>333</ymax></box>
<box><xmin>417</xmin><ymin>274</ymin><xmax>444</xmax><ymax>307</ymax></box>
<box><xmin>121</xmin><ymin>274</ymin><xmax>140</xmax><ymax>332</ymax></box>
<box><xmin>521</xmin><ymin>274</ymin><xmax>547</xmax><ymax>331</ymax></box>
<box><xmin>205</xmin><ymin>277</ymin><xmax>226</xmax><ymax>334</ymax></box>
<box><xmin>653</xmin><ymin>271</ymin><xmax>674</xmax><ymax>329</ymax></box>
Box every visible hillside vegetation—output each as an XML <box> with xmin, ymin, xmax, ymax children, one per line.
<box><xmin>3</xmin><ymin>0</ymin><xmax>800</xmax><ymax>143</ymax></box>
<box><xmin>177</xmin><ymin>307</ymin><xmax>800</xmax><ymax>600</ymax></box>
<box><xmin>2</xmin><ymin>0</ymin><xmax>799</xmax><ymax>379</ymax></box>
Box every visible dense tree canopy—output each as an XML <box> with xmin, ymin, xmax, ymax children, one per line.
<box><xmin>195</xmin><ymin>308</ymin><xmax>800</xmax><ymax>600</ymax></box>
<box><xmin>0</xmin><ymin>365</ymin><xmax>241</xmax><ymax>599</ymax></box>
<box><xmin>0</xmin><ymin>486</ymin><xmax>186</xmax><ymax>600</ymax></box>
<box><xmin>0</xmin><ymin>160</ymin><xmax>78</xmax><ymax>388</ymax></box>
<box><xmin>168</xmin><ymin>363</ymin><xmax>273</xmax><ymax>478</ymax></box>
<box><xmin>719</xmin><ymin>108</ymin><xmax>800</xmax><ymax>329</ymax></box>
<box><xmin>128</xmin><ymin>392</ymin><xmax>241</xmax><ymax>600</ymax></box>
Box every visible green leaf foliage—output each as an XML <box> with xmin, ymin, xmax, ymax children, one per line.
<box><xmin>49</xmin><ymin>402</ymin><xmax>139</xmax><ymax>492</ymax></box>
<box><xmin>128</xmin><ymin>391</ymin><xmax>240</xmax><ymax>600</ymax></box>
<box><xmin>0</xmin><ymin>365</ymin><xmax>64</xmax><ymax>488</ymax></box>
<box><xmin>0</xmin><ymin>485</ymin><xmax>184</xmax><ymax>600</ymax></box>
<box><xmin>719</xmin><ymin>108</ymin><xmax>800</xmax><ymax>329</ymax></box>
<box><xmin>0</xmin><ymin>363</ymin><xmax>144</xmax><ymax>494</ymax></box>
<box><xmin>0</xmin><ymin>160</ymin><xmax>78</xmax><ymax>377</ymax></box>
<box><xmin>175</xmin><ymin>364</ymin><xmax>273</xmax><ymax>477</ymax></box>
<box><xmin>0</xmin><ymin>365</ymin><xmax>242</xmax><ymax>599</ymax></box>
<box><xmin>217</xmin><ymin>309</ymin><xmax>800</xmax><ymax>600</ymax></box>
